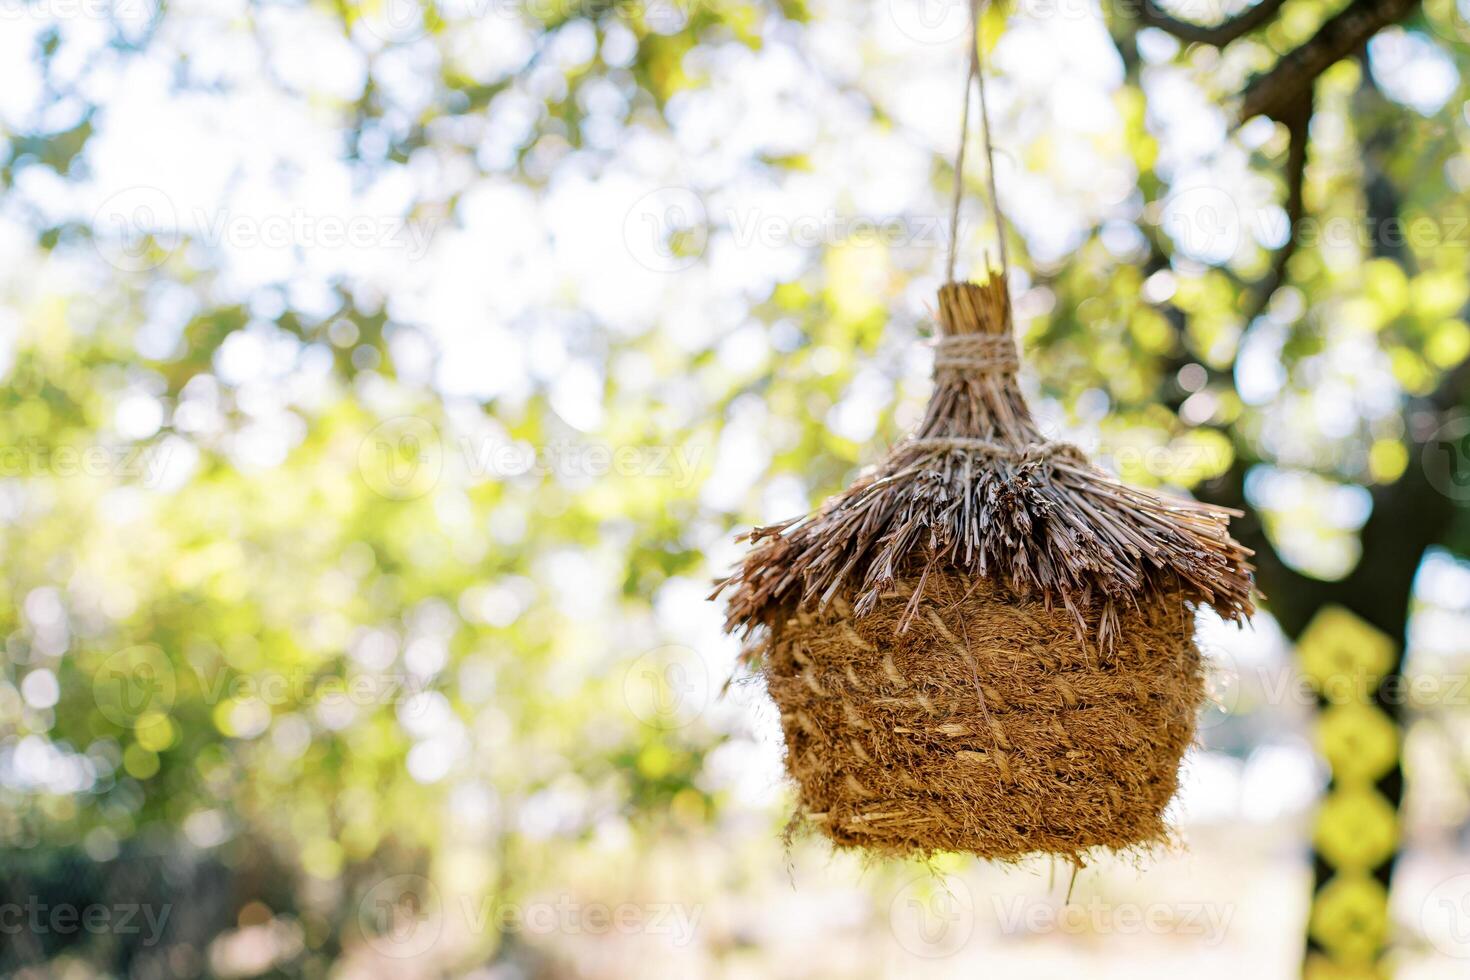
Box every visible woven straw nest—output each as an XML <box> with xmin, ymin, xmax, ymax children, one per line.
<box><xmin>714</xmin><ymin>274</ymin><xmax>1254</xmax><ymax>864</ymax></box>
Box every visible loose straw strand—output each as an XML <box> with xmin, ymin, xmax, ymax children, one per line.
<box><xmin>945</xmin><ymin>0</ymin><xmax>1010</xmax><ymax>283</ymax></box>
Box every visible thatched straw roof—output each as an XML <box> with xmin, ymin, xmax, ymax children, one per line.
<box><xmin>715</xmin><ymin>275</ymin><xmax>1255</xmax><ymax>648</ymax></box>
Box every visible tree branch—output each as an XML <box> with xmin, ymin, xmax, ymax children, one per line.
<box><xmin>1238</xmin><ymin>0</ymin><xmax>1422</xmax><ymax>123</ymax></box>
<box><xmin>1137</xmin><ymin>0</ymin><xmax>1290</xmax><ymax>47</ymax></box>
<box><xmin>1241</xmin><ymin>100</ymin><xmax>1311</xmax><ymax>325</ymax></box>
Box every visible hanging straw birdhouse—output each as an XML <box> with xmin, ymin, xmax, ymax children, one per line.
<box><xmin>712</xmin><ymin>2</ymin><xmax>1253</xmax><ymax>864</ymax></box>
<box><xmin>715</xmin><ymin>276</ymin><xmax>1253</xmax><ymax>861</ymax></box>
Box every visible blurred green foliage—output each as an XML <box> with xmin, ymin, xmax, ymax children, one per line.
<box><xmin>0</xmin><ymin>0</ymin><xmax>1467</xmax><ymax>975</ymax></box>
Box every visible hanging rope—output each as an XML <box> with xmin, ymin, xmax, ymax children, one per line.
<box><xmin>945</xmin><ymin>0</ymin><xmax>1010</xmax><ymax>284</ymax></box>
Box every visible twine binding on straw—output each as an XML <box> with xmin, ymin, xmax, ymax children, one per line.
<box><xmin>903</xmin><ymin>436</ymin><xmax>1081</xmax><ymax>465</ymax></box>
<box><xmin>932</xmin><ymin>332</ymin><xmax>1018</xmax><ymax>373</ymax></box>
